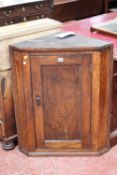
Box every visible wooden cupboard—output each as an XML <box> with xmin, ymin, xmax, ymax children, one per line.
<box><xmin>53</xmin><ymin>0</ymin><xmax>107</xmax><ymax>21</ymax></box>
<box><xmin>10</xmin><ymin>34</ymin><xmax>112</xmax><ymax>156</ymax></box>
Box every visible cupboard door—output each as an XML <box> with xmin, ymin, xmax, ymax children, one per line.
<box><xmin>31</xmin><ymin>54</ymin><xmax>92</xmax><ymax>149</ymax></box>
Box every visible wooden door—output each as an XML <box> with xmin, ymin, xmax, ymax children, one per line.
<box><xmin>31</xmin><ymin>53</ymin><xmax>92</xmax><ymax>150</ymax></box>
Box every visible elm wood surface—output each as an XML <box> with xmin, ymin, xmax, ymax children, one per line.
<box><xmin>10</xmin><ymin>34</ymin><xmax>112</xmax><ymax>156</ymax></box>
<box><xmin>53</xmin><ymin>0</ymin><xmax>107</xmax><ymax>22</ymax></box>
<box><xmin>0</xmin><ymin>0</ymin><xmax>53</xmax><ymax>26</ymax></box>
<box><xmin>62</xmin><ymin>12</ymin><xmax>117</xmax><ymax>147</ymax></box>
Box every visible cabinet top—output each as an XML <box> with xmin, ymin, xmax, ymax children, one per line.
<box><xmin>10</xmin><ymin>33</ymin><xmax>112</xmax><ymax>52</ymax></box>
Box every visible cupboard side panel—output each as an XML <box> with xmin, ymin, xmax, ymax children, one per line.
<box><xmin>99</xmin><ymin>47</ymin><xmax>112</xmax><ymax>150</ymax></box>
<box><xmin>10</xmin><ymin>50</ymin><xmax>28</xmax><ymax>150</ymax></box>
<box><xmin>21</xmin><ymin>52</ymin><xmax>36</xmax><ymax>151</ymax></box>
<box><xmin>91</xmin><ymin>52</ymin><xmax>101</xmax><ymax>150</ymax></box>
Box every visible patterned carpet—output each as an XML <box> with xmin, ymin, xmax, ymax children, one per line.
<box><xmin>0</xmin><ymin>143</ymin><xmax>117</xmax><ymax>175</ymax></box>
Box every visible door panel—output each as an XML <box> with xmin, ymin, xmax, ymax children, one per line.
<box><xmin>42</xmin><ymin>65</ymin><xmax>81</xmax><ymax>140</ymax></box>
<box><xmin>31</xmin><ymin>54</ymin><xmax>92</xmax><ymax>149</ymax></box>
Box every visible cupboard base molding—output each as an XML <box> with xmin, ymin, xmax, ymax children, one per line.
<box><xmin>20</xmin><ymin>148</ymin><xmax>110</xmax><ymax>157</ymax></box>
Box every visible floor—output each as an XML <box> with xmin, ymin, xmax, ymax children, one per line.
<box><xmin>0</xmin><ymin>143</ymin><xmax>117</xmax><ymax>175</ymax></box>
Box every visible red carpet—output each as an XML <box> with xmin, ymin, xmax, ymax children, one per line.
<box><xmin>0</xmin><ymin>143</ymin><xmax>117</xmax><ymax>175</ymax></box>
